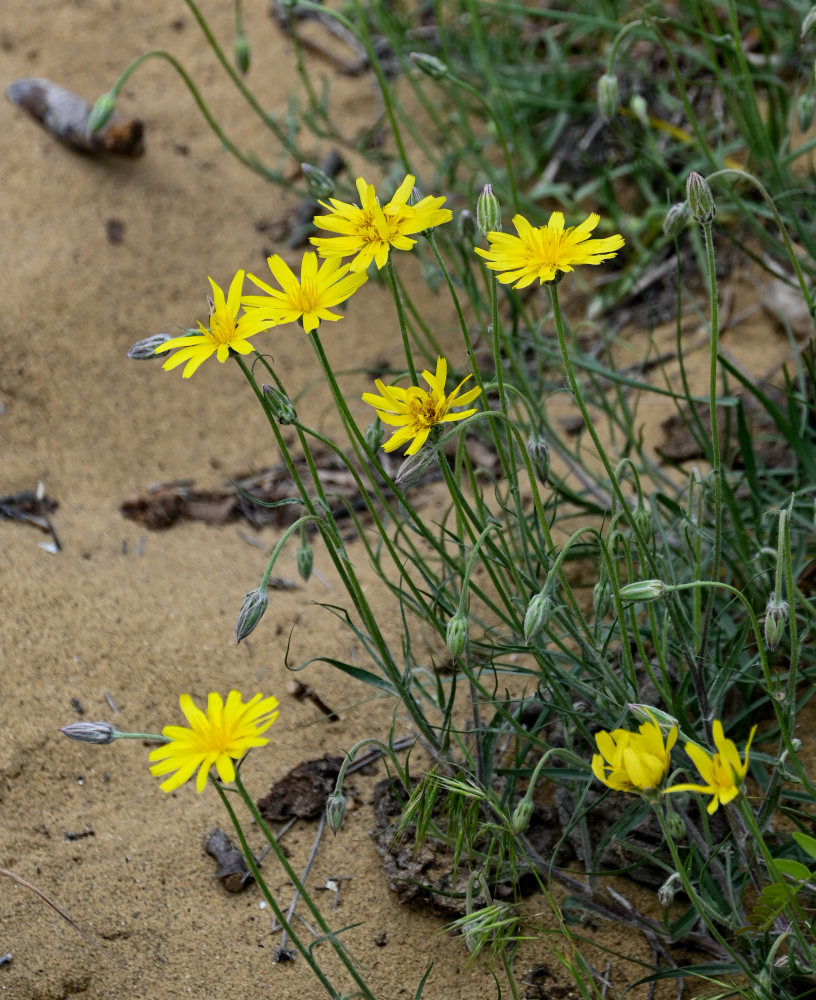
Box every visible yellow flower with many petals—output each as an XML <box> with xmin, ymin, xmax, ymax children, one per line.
<box><xmin>149</xmin><ymin>690</ymin><xmax>279</xmax><ymax>794</ymax></box>
<box><xmin>475</xmin><ymin>212</ymin><xmax>625</xmax><ymax>288</ymax></box>
<box><xmin>665</xmin><ymin>720</ymin><xmax>756</xmax><ymax>814</ymax></box>
<box><xmin>592</xmin><ymin>713</ymin><xmax>677</xmax><ymax>794</ymax></box>
<box><xmin>242</xmin><ymin>252</ymin><xmax>368</xmax><ymax>334</ymax></box>
<box><xmin>155</xmin><ymin>271</ymin><xmax>273</xmax><ymax>378</ymax></box>
<box><xmin>362</xmin><ymin>356</ymin><xmax>481</xmax><ymax>455</ymax></box>
<box><xmin>311</xmin><ymin>174</ymin><xmax>452</xmax><ymax>272</ymax></box>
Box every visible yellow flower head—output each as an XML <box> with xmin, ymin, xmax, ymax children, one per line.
<box><xmin>475</xmin><ymin>212</ymin><xmax>625</xmax><ymax>288</ymax></box>
<box><xmin>241</xmin><ymin>252</ymin><xmax>368</xmax><ymax>334</ymax></box>
<box><xmin>154</xmin><ymin>271</ymin><xmax>273</xmax><ymax>378</ymax></box>
<box><xmin>149</xmin><ymin>690</ymin><xmax>280</xmax><ymax>794</ymax></box>
<box><xmin>592</xmin><ymin>714</ymin><xmax>677</xmax><ymax>794</ymax></box>
<box><xmin>310</xmin><ymin>174</ymin><xmax>452</xmax><ymax>272</ymax></box>
<box><xmin>666</xmin><ymin>720</ymin><xmax>756</xmax><ymax>814</ymax></box>
<box><xmin>362</xmin><ymin>356</ymin><xmax>482</xmax><ymax>456</ymax></box>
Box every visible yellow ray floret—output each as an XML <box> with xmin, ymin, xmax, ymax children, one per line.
<box><xmin>666</xmin><ymin>720</ymin><xmax>756</xmax><ymax>814</ymax></box>
<box><xmin>592</xmin><ymin>713</ymin><xmax>677</xmax><ymax>794</ymax></box>
<box><xmin>362</xmin><ymin>356</ymin><xmax>482</xmax><ymax>455</ymax></box>
<box><xmin>149</xmin><ymin>690</ymin><xmax>280</xmax><ymax>794</ymax></box>
<box><xmin>311</xmin><ymin>174</ymin><xmax>452</xmax><ymax>272</ymax></box>
<box><xmin>475</xmin><ymin>212</ymin><xmax>624</xmax><ymax>288</ymax></box>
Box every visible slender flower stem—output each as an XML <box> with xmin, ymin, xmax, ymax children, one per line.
<box><xmin>385</xmin><ymin>256</ymin><xmax>418</xmax><ymax>383</ymax></box>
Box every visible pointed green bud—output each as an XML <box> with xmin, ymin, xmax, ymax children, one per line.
<box><xmin>326</xmin><ymin>789</ymin><xmax>347</xmax><ymax>834</ymax></box>
<box><xmin>618</xmin><ymin>579</ymin><xmax>665</xmax><ymax>602</ymax></box>
<box><xmin>364</xmin><ymin>417</ymin><xmax>384</xmax><ymax>453</ymax></box>
<box><xmin>511</xmin><ymin>795</ymin><xmax>533</xmax><ymax>834</ymax></box>
<box><xmin>526</xmin><ymin>434</ymin><xmax>550</xmax><ymax>486</ymax></box>
<box><xmin>629</xmin><ymin>93</ymin><xmax>649</xmax><ymax>129</ymax></box>
<box><xmin>235</xmin><ymin>587</ymin><xmax>268</xmax><ymax>644</ymax></box>
<box><xmin>409</xmin><ymin>51</ymin><xmax>449</xmax><ymax>80</ymax></box>
<box><xmin>665</xmin><ymin>811</ymin><xmax>685</xmax><ymax>841</ymax></box>
<box><xmin>657</xmin><ymin>872</ymin><xmax>681</xmax><ymax>907</ymax></box>
<box><xmin>127</xmin><ymin>333</ymin><xmax>173</xmax><ymax>360</ymax></box>
<box><xmin>597</xmin><ymin>73</ymin><xmax>619</xmax><ymax>122</ymax></box>
<box><xmin>59</xmin><ymin>721</ymin><xmax>117</xmax><ymax>745</ymax></box>
<box><xmin>302</xmin><ymin>162</ymin><xmax>337</xmax><ymax>201</ymax></box>
<box><xmin>593</xmin><ymin>581</ymin><xmax>611</xmax><ymax>619</ymax></box>
<box><xmin>476</xmin><ymin>184</ymin><xmax>502</xmax><ymax>236</ymax></box>
<box><xmin>764</xmin><ymin>597</ymin><xmax>789</xmax><ymax>651</ymax></box>
<box><xmin>87</xmin><ymin>91</ymin><xmax>116</xmax><ymax>133</ymax></box>
<box><xmin>446</xmin><ymin>611</ymin><xmax>469</xmax><ymax>660</ymax></box>
<box><xmin>523</xmin><ymin>590</ymin><xmax>550</xmax><ymax>642</ymax></box>
<box><xmin>662</xmin><ymin>201</ymin><xmax>690</xmax><ymax>237</ymax></box>
<box><xmin>261</xmin><ymin>384</ymin><xmax>297</xmax><ymax>424</ymax></box>
<box><xmin>234</xmin><ymin>34</ymin><xmax>251</xmax><ymax>75</ymax></box>
<box><xmin>296</xmin><ymin>540</ymin><xmax>313</xmax><ymax>582</ymax></box>
<box><xmin>686</xmin><ymin>171</ymin><xmax>716</xmax><ymax>224</ymax></box>
<box><xmin>797</xmin><ymin>90</ymin><xmax>816</xmax><ymax>132</ymax></box>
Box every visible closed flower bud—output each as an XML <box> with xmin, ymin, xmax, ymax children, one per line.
<box><xmin>59</xmin><ymin>721</ymin><xmax>116</xmax><ymax>745</ymax></box>
<box><xmin>409</xmin><ymin>51</ymin><xmax>449</xmax><ymax>80</ymax></box>
<box><xmin>797</xmin><ymin>90</ymin><xmax>816</xmax><ymax>132</ymax></box>
<box><xmin>234</xmin><ymin>34</ymin><xmax>251</xmax><ymax>75</ymax></box>
<box><xmin>665</xmin><ymin>811</ymin><xmax>686</xmax><ymax>841</ymax></box>
<box><xmin>261</xmin><ymin>384</ymin><xmax>297</xmax><ymax>424</ymax></box>
<box><xmin>619</xmin><ymin>579</ymin><xmax>665</xmax><ymax>602</ymax></box>
<box><xmin>526</xmin><ymin>434</ymin><xmax>550</xmax><ymax>486</ymax></box>
<box><xmin>364</xmin><ymin>417</ymin><xmax>384</xmax><ymax>453</ymax></box>
<box><xmin>302</xmin><ymin>162</ymin><xmax>336</xmax><ymax>201</ymax></box>
<box><xmin>662</xmin><ymin>201</ymin><xmax>690</xmax><ymax>237</ymax></box>
<box><xmin>686</xmin><ymin>171</ymin><xmax>716</xmax><ymax>224</ymax></box>
<box><xmin>597</xmin><ymin>73</ymin><xmax>619</xmax><ymax>122</ymax></box>
<box><xmin>127</xmin><ymin>333</ymin><xmax>173</xmax><ymax>360</ymax></box>
<box><xmin>235</xmin><ymin>587</ymin><xmax>268</xmax><ymax>644</ymax></box>
<box><xmin>457</xmin><ymin>210</ymin><xmax>477</xmax><ymax>241</ymax></box>
<box><xmin>87</xmin><ymin>91</ymin><xmax>116</xmax><ymax>133</ymax></box>
<box><xmin>511</xmin><ymin>795</ymin><xmax>533</xmax><ymax>834</ymax></box>
<box><xmin>326</xmin><ymin>789</ymin><xmax>347</xmax><ymax>834</ymax></box>
<box><xmin>524</xmin><ymin>590</ymin><xmax>550</xmax><ymax>642</ymax></box>
<box><xmin>395</xmin><ymin>446</ymin><xmax>438</xmax><ymax>487</ymax></box>
<box><xmin>446</xmin><ymin>611</ymin><xmax>469</xmax><ymax>660</ymax></box>
<box><xmin>593</xmin><ymin>580</ymin><xmax>611</xmax><ymax>619</ymax></box>
<box><xmin>476</xmin><ymin>184</ymin><xmax>502</xmax><ymax>236</ymax></box>
<box><xmin>296</xmin><ymin>541</ymin><xmax>313</xmax><ymax>582</ymax></box>
<box><xmin>657</xmin><ymin>872</ymin><xmax>681</xmax><ymax>907</ymax></box>
<box><xmin>764</xmin><ymin>597</ymin><xmax>789</xmax><ymax>651</ymax></box>
<box><xmin>629</xmin><ymin>93</ymin><xmax>649</xmax><ymax>128</ymax></box>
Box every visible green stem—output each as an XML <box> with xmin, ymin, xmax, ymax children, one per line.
<box><xmin>385</xmin><ymin>256</ymin><xmax>418</xmax><ymax>384</ymax></box>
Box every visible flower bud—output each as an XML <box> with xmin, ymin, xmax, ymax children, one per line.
<box><xmin>296</xmin><ymin>540</ymin><xmax>313</xmax><ymax>582</ymax></box>
<box><xmin>526</xmin><ymin>434</ymin><xmax>550</xmax><ymax>486</ymax></box>
<box><xmin>665</xmin><ymin>811</ymin><xmax>685</xmax><ymax>841</ymax></box>
<box><xmin>618</xmin><ymin>579</ymin><xmax>665</xmax><ymax>602</ymax></box>
<box><xmin>476</xmin><ymin>184</ymin><xmax>502</xmax><ymax>236</ymax></box>
<box><xmin>446</xmin><ymin>611</ymin><xmax>469</xmax><ymax>660</ymax></box>
<box><xmin>657</xmin><ymin>872</ymin><xmax>681</xmax><ymax>907</ymax></box>
<box><xmin>457</xmin><ymin>210</ymin><xmax>477</xmax><ymax>242</ymax></box>
<box><xmin>235</xmin><ymin>587</ymin><xmax>268</xmax><ymax>644</ymax></box>
<box><xmin>797</xmin><ymin>90</ymin><xmax>816</xmax><ymax>132</ymax></box>
<box><xmin>87</xmin><ymin>91</ymin><xmax>116</xmax><ymax>133</ymax></box>
<box><xmin>629</xmin><ymin>93</ymin><xmax>649</xmax><ymax>129</ymax></box>
<box><xmin>261</xmin><ymin>384</ymin><xmax>297</xmax><ymax>424</ymax></box>
<box><xmin>686</xmin><ymin>171</ymin><xmax>716</xmax><ymax>224</ymax></box>
<box><xmin>395</xmin><ymin>446</ymin><xmax>438</xmax><ymax>487</ymax></box>
<box><xmin>409</xmin><ymin>51</ymin><xmax>448</xmax><ymax>80</ymax></box>
<box><xmin>234</xmin><ymin>35</ymin><xmax>251</xmax><ymax>75</ymax></box>
<box><xmin>593</xmin><ymin>581</ymin><xmax>611</xmax><ymax>619</ymax></box>
<box><xmin>511</xmin><ymin>795</ymin><xmax>533</xmax><ymax>834</ymax></box>
<box><xmin>764</xmin><ymin>597</ymin><xmax>789</xmax><ymax>651</ymax></box>
<box><xmin>364</xmin><ymin>417</ymin><xmax>384</xmax><ymax>453</ymax></box>
<box><xmin>523</xmin><ymin>590</ymin><xmax>550</xmax><ymax>642</ymax></box>
<box><xmin>326</xmin><ymin>789</ymin><xmax>347</xmax><ymax>834</ymax></box>
<box><xmin>59</xmin><ymin>721</ymin><xmax>116</xmax><ymax>745</ymax></box>
<box><xmin>662</xmin><ymin>201</ymin><xmax>690</xmax><ymax>237</ymax></box>
<box><xmin>127</xmin><ymin>333</ymin><xmax>173</xmax><ymax>360</ymax></box>
<box><xmin>302</xmin><ymin>162</ymin><xmax>337</xmax><ymax>201</ymax></box>
<box><xmin>803</xmin><ymin>5</ymin><xmax>816</xmax><ymax>37</ymax></box>
<box><xmin>597</xmin><ymin>73</ymin><xmax>619</xmax><ymax>122</ymax></box>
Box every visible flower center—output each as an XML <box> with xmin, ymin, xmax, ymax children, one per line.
<box><xmin>294</xmin><ymin>276</ymin><xmax>320</xmax><ymax>313</ymax></box>
<box><xmin>208</xmin><ymin>312</ymin><xmax>237</xmax><ymax>345</ymax></box>
<box><xmin>406</xmin><ymin>388</ymin><xmax>439</xmax><ymax>429</ymax></box>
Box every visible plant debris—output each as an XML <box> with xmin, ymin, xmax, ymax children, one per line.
<box><xmin>7</xmin><ymin>77</ymin><xmax>144</xmax><ymax>156</ymax></box>
<box><xmin>257</xmin><ymin>755</ymin><xmax>346</xmax><ymax>822</ymax></box>
<box><xmin>203</xmin><ymin>829</ymin><xmax>252</xmax><ymax>893</ymax></box>
<box><xmin>0</xmin><ymin>488</ymin><xmax>60</xmax><ymax>549</ymax></box>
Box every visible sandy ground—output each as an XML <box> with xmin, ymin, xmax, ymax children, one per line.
<box><xmin>2</xmin><ymin>3</ymin><xmax>808</xmax><ymax>999</ymax></box>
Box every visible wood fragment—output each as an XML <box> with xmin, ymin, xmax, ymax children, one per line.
<box><xmin>0</xmin><ymin>488</ymin><xmax>61</xmax><ymax>549</ymax></box>
<box><xmin>7</xmin><ymin>77</ymin><xmax>144</xmax><ymax>156</ymax></box>
<box><xmin>203</xmin><ymin>829</ymin><xmax>252</xmax><ymax>893</ymax></box>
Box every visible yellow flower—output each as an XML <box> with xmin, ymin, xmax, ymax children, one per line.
<box><xmin>475</xmin><ymin>212</ymin><xmax>625</xmax><ymax>288</ymax></box>
<box><xmin>241</xmin><ymin>252</ymin><xmax>368</xmax><ymax>334</ymax></box>
<box><xmin>666</xmin><ymin>720</ymin><xmax>756</xmax><ymax>814</ymax></box>
<box><xmin>155</xmin><ymin>271</ymin><xmax>273</xmax><ymax>378</ymax></box>
<box><xmin>149</xmin><ymin>690</ymin><xmax>279</xmax><ymax>794</ymax></box>
<box><xmin>592</xmin><ymin>714</ymin><xmax>677</xmax><ymax>794</ymax></box>
<box><xmin>310</xmin><ymin>174</ymin><xmax>452</xmax><ymax>272</ymax></box>
<box><xmin>362</xmin><ymin>357</ymin><xmax>482</xmax><ymax>455</ymax></box>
